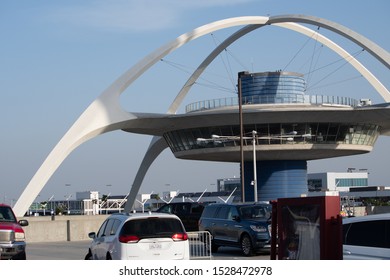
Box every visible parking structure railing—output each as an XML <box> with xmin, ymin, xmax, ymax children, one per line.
<box><xmin>188</xmin><ymin>231</ymin><xmax>212</xmax><ymax>260</ymax></box>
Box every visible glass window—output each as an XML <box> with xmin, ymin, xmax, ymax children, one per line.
<box><xmin>121</xmin><ymin>218</ymin><xmax>184</xmax><ymax>238</ymax></box>
<box><xmin>0</xmin><ymin>206</ymin><xmax>16</xmax><ymax>222</ymax></box>
<box><xmin>164</xmin><ymin>122</ymin><xmax>379</xmax><ymax>152</ymax></box>
<box><xmin>227</xmin><ymin>207</ymin><xmax>239</xmax><ymax>220</ymax></box>
<box><xmin>191</xmin><ymin>204</ymin><xmax>204</xmax><ymax>214</ymax></box>
<box><xmin>216</xmin><ymin>206</ymin><xmax>229</xmax><ymax>219</ymax></box>
<box><xmin>97</xmin><ymin>220</ymin><xmax>108</xmax><ymax>238</ymax></box>
<box><xmin>158</xmin><ymin>204</ymin><xmax>174</xmax><ymax>214</ymax></box>
<box><xmin>111</xmin><ymin>219</ymin><xmax>121</xmax><ymax>236</ymax></box>
<box><xmin>336</xmin><ymin>178</ymin><xmax>368</xmax><ymax>187</ymax></box>
<box><xmin>202</xmin><ymin>206</ymin><xmax>218</xmax><ymax>218</ymax></box>
<box><xmin>175</xmin><ymin>203</ymin><xmax>190</xmax><ymax>215</ymax></box>
<box><xmin>103</xmin><ymin>218</ymin><xmax>116</xmax><ymax>236</ymax></box>
<box><xmin>344</xmin><ymin>220</ymin><xmax>388</xmax><ymax>248</ymax></box>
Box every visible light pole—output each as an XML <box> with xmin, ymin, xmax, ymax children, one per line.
<box><xmin>252</xmin><ymin>130</ymin><xmax>258</xmax><ymax>202</ymax></box>
<box><xmin>65</xmin><ymin>184</ymin><xmax>71</xmax><ymax>215</ymax></box>
<box><xmin>197</xmin><ymin>130</ymin><xmax>259</xmax><ymax>202</ymax></box>
<box><xmin>238</xmin><ymin>72</ymin><xmax>245</xmax><ymax>202</ymax></box>
<box><xmin>65</xmin><ymin>194</ymin><xmax>72</xmax><ymax>215</ymax></box>
<box><xmin>48</xmin><ymin>195</ymin><xmax>55</xmax><ymax>216</ymax></box>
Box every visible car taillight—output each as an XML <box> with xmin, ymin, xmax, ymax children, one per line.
<box><xmin>171</xmin><ymin>233</ymin><xmax>188</xmax><ymax>241</ymax></box>
<box><xmin>119</xmin><ymin>235</ymin><xmax>140</xmax><ymax>243</ymax></box>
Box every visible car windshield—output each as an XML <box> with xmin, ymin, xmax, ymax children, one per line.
<box><xmin>121</xmin><ymin>217</ymin><xmax>184</xmax><ymax>239</ymax></box>
<box><xmin>239</xmin><ymin>205</ymin><xmax>271</xmax><ymax>220</ymax></box>
<box><xmin>0</xmin><ymin>206</ymin><xmax>17</xmax><ymax>222</ymax></box>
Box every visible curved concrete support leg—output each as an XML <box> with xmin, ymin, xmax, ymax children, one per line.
<box><xmin>13</xmin><ymin>98</ymin><xmax>136</xmax><ymax>217</ymax></box>
<box><xmin>123</xmin><ymin>136</ymin><xmax>168</xmax><ymax>212</ymax></box>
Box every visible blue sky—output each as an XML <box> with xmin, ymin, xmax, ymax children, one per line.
<box><xmin>1</xmin><ymin>0</ymin><xmax>389</xmax><ymax>204</ymax></box>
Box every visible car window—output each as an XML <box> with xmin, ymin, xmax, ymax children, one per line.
<box><xmin>239</xmin><ymin>206</ymin><xmax>254</xmax><ymax>219</ymax></box>
<box><xmin>158</xmin><ymin>204</ymin><xmax>173</xmax><ymax>214</ymax></box>
<box><xmin>202</xmin><ymin>206</ymin><xmax>218</xmax><ymax>218</ymax></box>
<box><xmin>103</xmin><ymin>219</ymin><xmax>116</xmax><ymax>236</ymax></box>
<box><xmin>176</xmin><ymin>204</ymin><xmax>190</xmax><ymax>215</ymax></box>
<box><xmin>111</xmin><ymin>219</ymin><xmax>121</xmax><ymax>235</ymax></box>
<box><xmin>121</xmin><ymin>218</ymin><xmax>184</xmax><ymax>238</ymax></box>
<box><xmin>97</xmin><ymin>220</ymin><xmax>108</xmax><ymax>238</ymax></box>
<box><xmin>227</xmin><ymin>207</ymin><xmax>239</xmax><ymax>220</ymax></box>
<box><xmin>238</xmin><ymin>205</ymin><xmax>271</xmax><ymax>220</ymax></box>
<box><xmin>344</xmin><ymin>220</ymin><xmax>389</xmax><ymax>248</ymax></box>
<box><xmin>103</xmin><ymin>218</ymin><xmax>121</xmax><ymax>236</ymax></box>
<box><xmin>253</xmin><ymin>205</ymin><xmax>271</xmax><ymax>219</ymax></box>
<box><xmin>0</xmin><ymin>206</ymin><xmax>16</xmax><ymax>222</ymax></box>
<box><xmin>216</xmin><ymin>206</ymin><xmax>229</xmax><ymax>219</ymax></box>
<box><xmin>191</xmin><ymin>204</ymin><xmax>204</xmax><ymax>214</ymax></box>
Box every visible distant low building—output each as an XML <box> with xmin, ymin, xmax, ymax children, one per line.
<box><xmin>308</xmin><ymin>171</ymin><xmax>369</xmax><ymax>192</ymax></box>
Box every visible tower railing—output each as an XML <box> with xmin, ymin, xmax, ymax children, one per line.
<box><xmin>185</xmin><ymin>94</ymin><xmax>360</xmax><ymax>113</ymax></box>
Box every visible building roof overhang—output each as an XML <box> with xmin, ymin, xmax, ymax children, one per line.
<box><xmin>121</xmin><ymin>103</ymin><xmax>390</xmax><ymax>136</ymax></box>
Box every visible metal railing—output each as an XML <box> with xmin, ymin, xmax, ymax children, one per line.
<box><xmin>188</xmin><ymin>231</ymin><xmax>212</xmax><ymax>259</ymax></box>
<box><xmin>185</xmin><ymin>94</ymin><xmax>360</xmax><ymax>113</ymax></box>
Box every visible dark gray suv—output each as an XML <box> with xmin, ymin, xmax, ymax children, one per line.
<box><xmin>198</xmin><ymin>203</ymin><xmax>272</xmax><ymax>256</ymax></box>
<box><xmin>156</xmin><ymin>202</ymin><xmax>205</xmax><ymax>231</ymax></box>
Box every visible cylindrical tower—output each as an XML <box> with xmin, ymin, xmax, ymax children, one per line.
<box><xmin>240</xmin><ymin>71</ymin><xmax>306</xmax><ymax>103</ymax></box>
<box><xmin>239</xmin><ymin>71</ymin><xmax>308</xmax><ymax>201</ymax></box>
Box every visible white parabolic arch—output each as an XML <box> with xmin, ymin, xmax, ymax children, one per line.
<box><xmin>13</xmin><ymin>15</ymin><xmax>390</xmax><ymax>217</ymax></box>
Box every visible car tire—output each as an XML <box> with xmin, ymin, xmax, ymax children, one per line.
<box><xmin>206</xmin><ymin>232</ymin><xmax>219</xmax><ymax>253</ymax></box>
<box><xmin>240</xmin><ymin>234</ymin><xmax>253</xmax><ymax>256</ymax></box>
<box><xmin>84</xmin><ymin>251</ymin><xmax>92</xmax><ymax>260</ymax></box>
<box><xmin>211</xmin><ymin>242</ymin><xmax>219</xmax><ymax>253</ymax></box>
<box><xmin>21</xmin><ymin>251</ymin><xmax>27</xmax><ymax>260</ymax></box>
<box><xmin>11</xmin><ymin>251</ymin><xmax>26</xmax><ymax>260</ymax></box>
<box><xmin>106</xmin><ymin>253</ymin><xmax>112</xmax><ymax>260</ymax></box>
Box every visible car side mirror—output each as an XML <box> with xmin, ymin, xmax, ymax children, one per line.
<box><xmin>88</xmin><ymin>232</ymin><xmax>96</xmax><ymax>239</ymax></box>
<box><xmin>18</xmin><ymin>220</ymin><xmax>29</xmax><ymax>227</ymax></box>
<box><xmin>232</xmin><ymin>215</ymin><xmax>241</xmax><ymax>222</ymax></box>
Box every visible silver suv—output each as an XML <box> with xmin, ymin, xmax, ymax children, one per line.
<box><xmin>343</xmin><ymin>213</ymin><xmax>390</xmax><ymax>259</ymax></box>
<box><xmin>85</xmin><ymin>212</ymin><xmax>190</xmax><ymax>260</ymax></box>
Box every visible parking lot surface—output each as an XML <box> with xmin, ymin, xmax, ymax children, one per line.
<box><xmin>26</xmin><ymin>240</ymin><xmax>271</xmax><ymax>260</ymax></box>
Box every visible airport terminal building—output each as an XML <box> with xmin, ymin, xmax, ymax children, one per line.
<box><xmin>145</xmin><ymin>71</ymin><xmax>386</xmax><ymax>202</ymax></box>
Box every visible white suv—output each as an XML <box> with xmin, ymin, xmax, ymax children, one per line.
<box><xmin>343</xmin><ymin>213</ymin><xmax>390</xmax><ymax>260</ymax></box>
<box><xmin>85</xmin><ymin>212</ymin><xmax>190</xmax><ymax>260</ymax></box>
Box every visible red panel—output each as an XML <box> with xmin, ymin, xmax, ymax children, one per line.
<box><xmin>274</xmin><ymin>195</ymin><xmax>342</xmax><ymax>260</ymax></box>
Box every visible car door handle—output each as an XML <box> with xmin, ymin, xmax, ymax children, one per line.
<box><xmin>343</xmin><ymin>249</ymin><xmax>351</xmax><ymax>255</ymax></box>
<box><xmin>234</xmin><ymin>225</ymin><xmax>243</xmax><ymax>228</ymax></box>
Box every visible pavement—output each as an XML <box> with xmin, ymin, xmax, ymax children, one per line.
<box><xmin>26</xmin><ymin>240</ymin><xmax>271</xmax><ymax>260</ymax></box>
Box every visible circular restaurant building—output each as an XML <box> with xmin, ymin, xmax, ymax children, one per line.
<box><xmin>123</xmin><ymin>70</ymin><xmax>387</xmax><ymax>202</ymax></box>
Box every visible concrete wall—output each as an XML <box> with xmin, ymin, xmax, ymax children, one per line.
<box><xmin>22</xmin><ymin>206</ymin><xmax>390</xmax><ymax>243</ymax></box>
<box><xmin>23</xmin><ymin>215</ymin><xmax>108</xmax><ymax>243</ymax></box>
<box><xmin>366</xmin><ymin>206</ymin><xmax>390</xmax><ymax>215</ymax></box>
